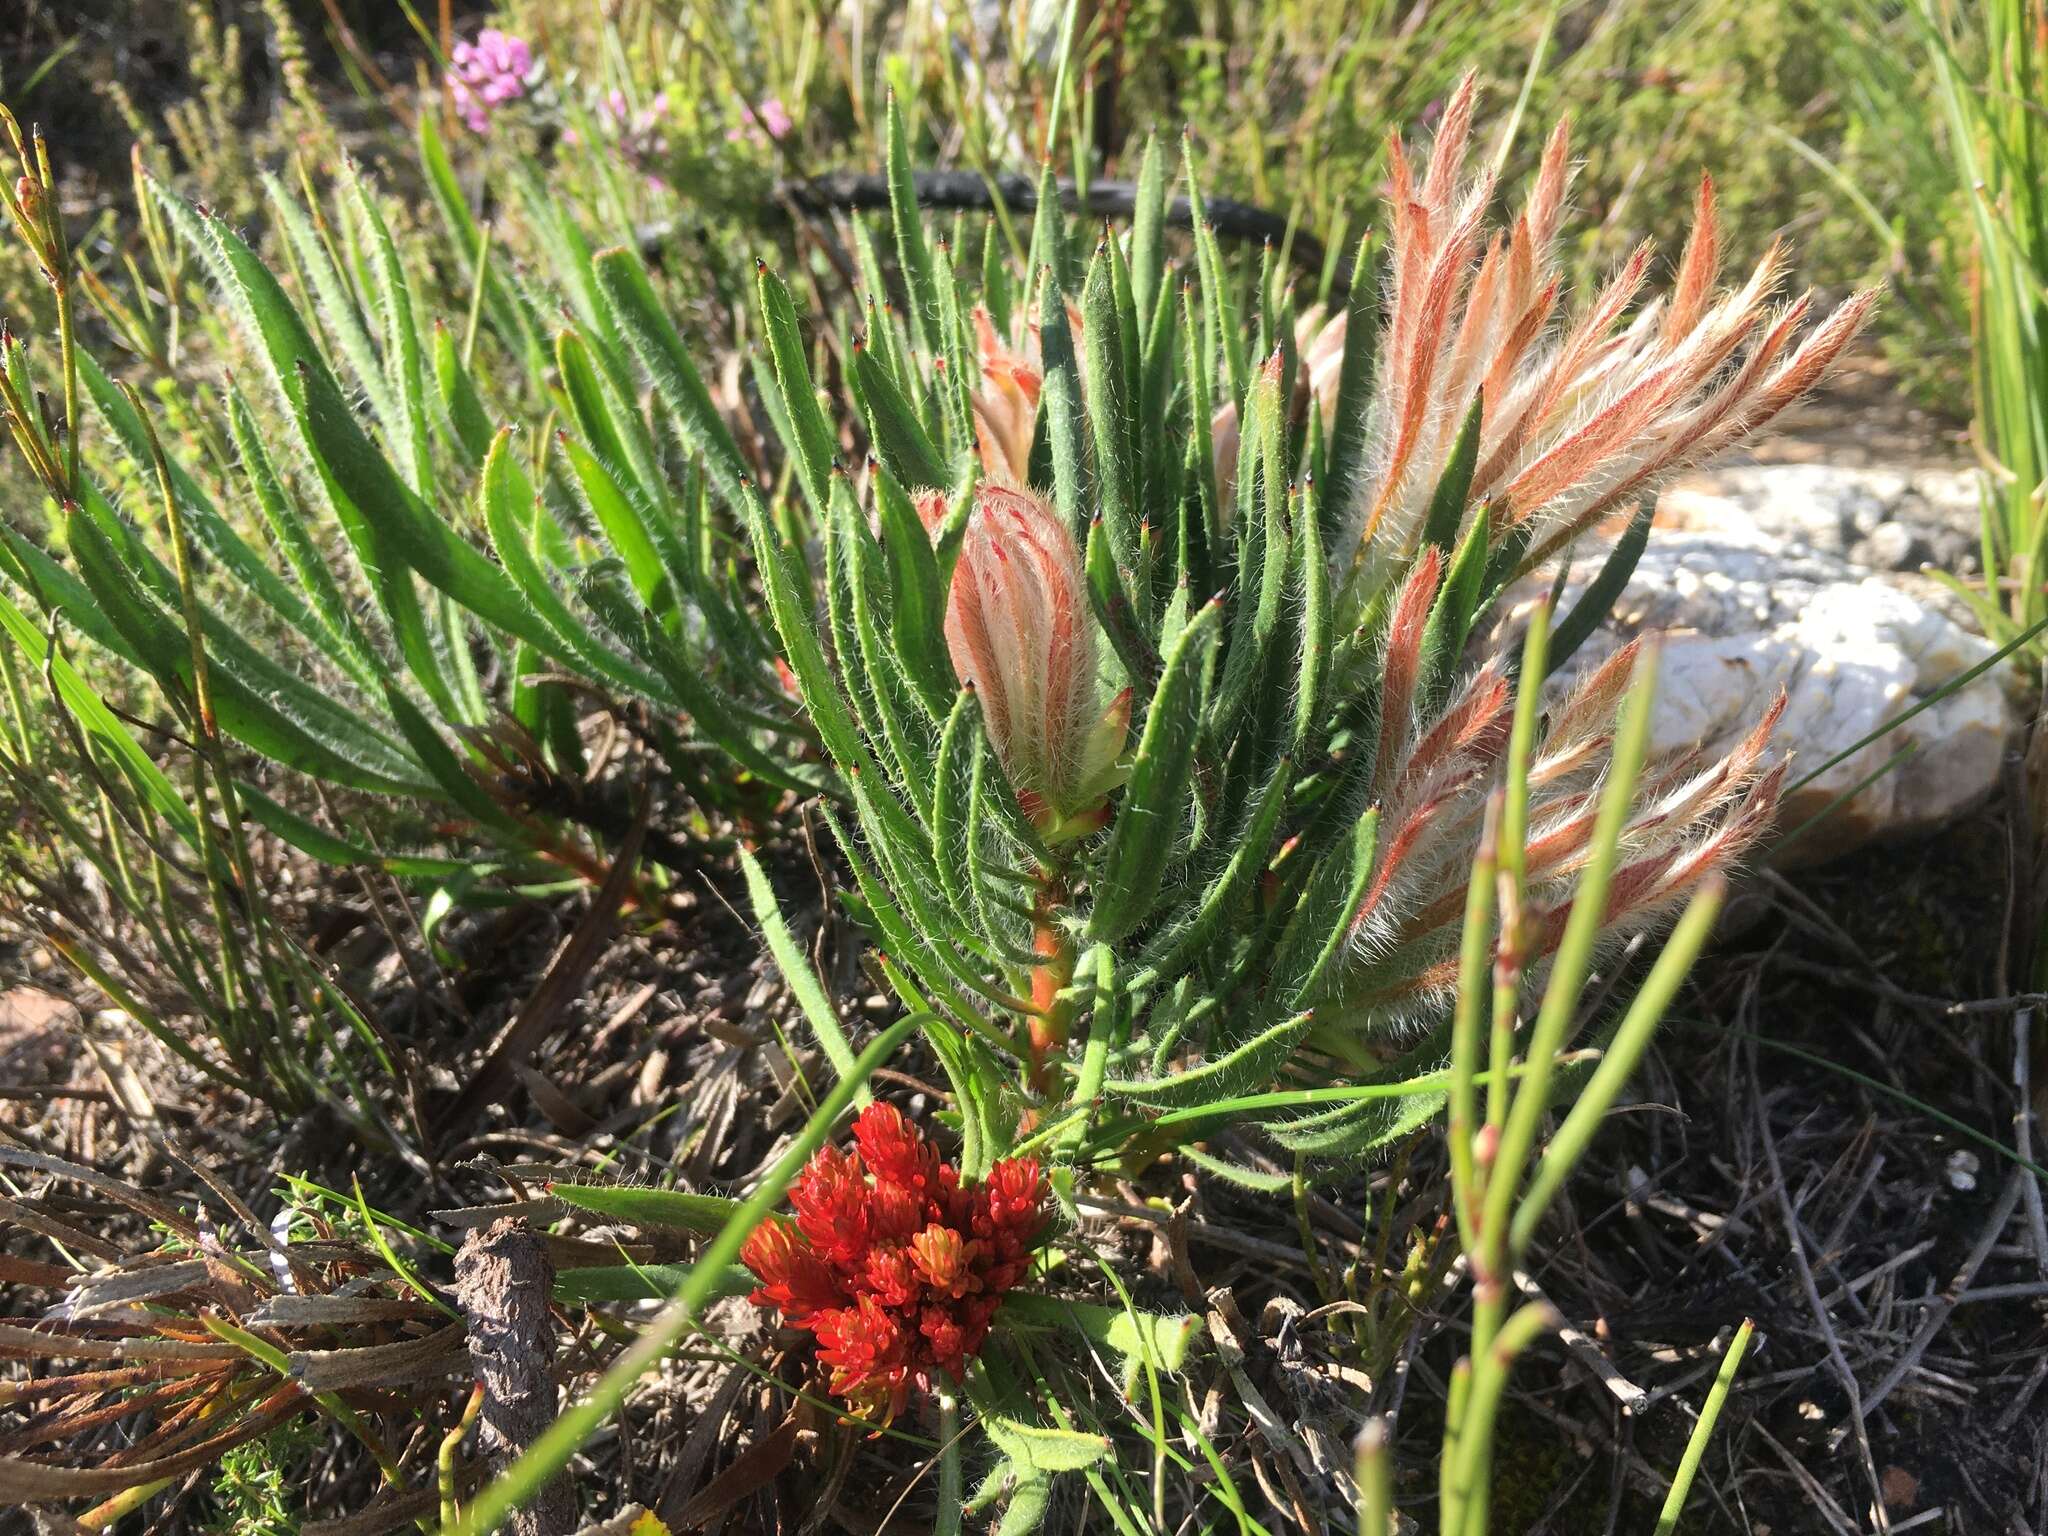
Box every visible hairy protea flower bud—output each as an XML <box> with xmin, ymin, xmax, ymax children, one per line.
<box><xmin>922</xmin><ymin>484</ymin><xmax>1131</xmax><ymax>843</ymax></box>
<box><xmin>741</xmin><ymin>1103</ymin><xmax>1047</xmax><ymax>1423</ymax></box>
<box><xmin>969</xmin><ymin>306</ymin><xmax>1049</xmax><ymax>484</ymax></box>
<box><xmin>1327</xmin><ymin>559</ymin><xmax>1786</xmax><ymax>1030</ymax></box>
<box><xmin>1344</xmin><ymin>73</ymin><xmax>1878</xmax><ymax>572</ymax></box>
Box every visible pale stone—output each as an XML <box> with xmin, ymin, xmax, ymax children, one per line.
<box><xmin>1661</xmin><ymin>462</ymin><xmax>1984</xmax><ymax>574</ymax></box>
<box><xmin>1499</xmin><ymin>519</ymin><xmax>2018</xmax><ymax>864</ymax></box>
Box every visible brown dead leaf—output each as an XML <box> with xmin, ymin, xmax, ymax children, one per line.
<box><xmin>663</xmin><ymin>1414</ymin><xmax>802</xmax><ymax>1531</ymax></box>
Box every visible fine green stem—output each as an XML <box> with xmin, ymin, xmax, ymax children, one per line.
<box><xmin>934</xmin><ymin>1388</ymin><xmax>965</xmax><ymax>1536</ymax></box>
<box><xmin>1655</xmin><ymin>1318</ymin><xmax>1756</xmax><ymax>1535</ymax></box>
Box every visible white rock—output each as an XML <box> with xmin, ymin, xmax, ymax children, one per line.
<box><xmin>1662</xmin><ymin>462</ymin><xmax>1984</xmax><ymax>573</ymax></box>
<box><xmin>1501</xmin><ymin>522</ymin><xmax>2018</xmax><ymax>863</ymax></box>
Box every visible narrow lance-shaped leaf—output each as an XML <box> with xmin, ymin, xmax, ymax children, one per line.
<box><xmin>260</xmin><ymin>171</ymin><xmax>394</xmax><ymax>439</ymax></box>
<box><xmin>558</xmin><ymin>432</ymin><xmax>666</xmax><ymax>606</ymax></box>
<box><xmin>1183</xmin><ymin>277</ymin><xmax>1222</xmax><ymax>557</ymax></box>
<box><xmin>234</xmin><ymin>780</ymin><xmax>473</xmax><ymax>879</ymax></box>
<box><xmin>931</xmin><ymin>233</ymin><xmax>977</xmax><ymax>452</ymax></box>
<box><xmin>933</xmin><ymin>686</ymin><xmax>993</xmax><ymax>941</ymax></box>
<box><xmin>738</xmin><ymin>846</ymin><xmax>868</xmax><ymax>1097</ymax></box>
<box><xmin>1085</xmin><ymin>511</ymin><xmax>1161</xmax><ymax>691</ymax></box>
<box><xmin>1026</xmin><ymin>157</ymin><xmax>1073</xmax><ymax>302</ymax></box>
<box><xmin>1417</xmin><ymin>503</ymin><xmax>1491</xmax><ymax>708</ymax></box>
<box><xmin>821</xmin><ymin>476</ymin><xmax>895</xmax><ymax>767</ymax></box>
<box><xmin>1037</xmin><ymin>262</ymin><xmax>1090</xmax><ymax>545</ymax></box>
<box><xmin>853</xmin><ymin>220</ymin><xmax>908</xmax><ymax>389</ymax></box>
<box><xmin>885</xmin><ymin>92</ymin><xmax>939</xmax><ymax>360</ymax></box>
<box><xmin>1277</xmin><ymin>808</ymin><xmax>1381</xmax><ymax>1005</ymax></box>
<box><xmin>1261</xmin><ymin>1036</ymin><xmax>1450</xmax><ymax>1157</ymax></box>
<box><xmin>554</xmin><ymin>329</ymin><xmax>639</xmax><ymax>498</ymax></box>
<box><xmin>510</xmin><ymin>165</ymin><xmax>636</xmax><ymax>396</ymax></box>
<box><xmin>1137</xmin><ymin>267</ymin><xmax>1182</xmax><ymax>529</ymax></box>
<box><xmin>1294</xmin><ymin>478</ymin><xmax>1331</xmax><ymax>750</ymax></box>
<box><xmin>1417</xmin><ymin>390</ymin><xmax>1484</xmax><ymax>557</ymax></box>
<box><xmin>981</xmin><ymin>212</ymin><xmax>1015</xmax><ymax>340</ymax></box>
<box><xmin>1185</xmin><ymin>136</ymin><xmax>1248</xmax><ymax>406</ymax></box>
<box><xmin>1547</xmin><ymin>498</ymin><xmax>1654</xmax><ymax>678</ymax></box>
<box><xmin>1130</xmin><ymin>135</ymin><xmax>1168</xmax><ymax>342</ymax></box>
<box><xmin>547</xmin><ymin>1183</ymin><xmax>743</xmax><ymax>1236</ymax></box>
<box><xmin>755</xmin><ymin>260</ymin><xmax>837</xmax><ymax>517</ymax></box>
<box><xmin>1082</xmin><ymin>243</ymin><xmax>1140</xmax><ymax>588</ymax></box>
<box><xmin>1089</xmin><ymin>596</ymin><xmax>1224</xmax><ymax>944</ymax></box>
<box><xmin>855</xmin><ymin>345</ymin><xmax>949</xmax><ymax>492</ymax></box>
<box><xmin>593</xmin><ymin>245</ymin><xmax>749</xmax><ymax>507</ymax></box>
<box><xmin>823</xmin><ymin>807</ymin><xmax>997</xmax><ymax>1040</ymax></box>
<box><xmin>1320</xmin><ymin>229</ymin><xmax>1379</xmax><ymax>541</ymax></box>
<box><xmin>340</xmin><ymin>158</ymin><xmax>432</xmax><ymax>495</ymax></box>
<box><xmin>1211</xmin><ymin>355</ymin><xmax>1284</xmax><ymax>734</ymax></box>
<box><xmin>1105</xmin><ymin>1008</ymin><xmax>1316</xmax><ymax>1108</ymax></box>
<box><xmin>867</xmin><ymin>465</ymin><xmax>955</xmax><ymax>716</ymax></box>
<box><xmin>433</xmin><ymin>321</ymin><xmax>493</xmax><ymax>466</ymax></box>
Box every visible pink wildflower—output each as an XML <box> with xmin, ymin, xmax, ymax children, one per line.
<box><xmin>728</xmin><ymin>96</ymin><xmax>794</xmax><ymax>144</ymax></box>
<box><xmin>1343</xmin><ymin>72</ymin><xmax>1877</xmax><ymax>571</ymax></box>
<box><xmin>448</xmin><ymin>28</ymin><xmax>534</xmax><ymax>136</ymax></box>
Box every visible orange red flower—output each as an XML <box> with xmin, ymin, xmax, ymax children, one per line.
<box><xmin>741</xmin><ymin>1103</ymin><xmax>1047</xmax><ymax>1422</ymax></box>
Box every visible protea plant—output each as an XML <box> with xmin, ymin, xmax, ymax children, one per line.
<box><xmin>723</xmin><ymin>86</ymin><xmax>1871</xmax><ymax>1160</ymax></box>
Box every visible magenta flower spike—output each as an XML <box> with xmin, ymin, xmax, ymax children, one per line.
<box><xmin>448</xmin><ymin>28</ymin><xmax>535</xmax><ymax>135</ymax></box>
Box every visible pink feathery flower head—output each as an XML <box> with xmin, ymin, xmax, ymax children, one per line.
<box><xmin>448</xmin><ymin>28</ymin><xmax>535</xmax><ymax>136</ymax></box>
<box><xmin>1340</xmin><ymin>72</ymin><xmax>1876</xmax><ymax>572</ymax></box>
<box><xmin>917</xmin><ymin>483</ymin><xmax>1131</xmax><ymax>842</ymax></box>
<box><xmin>1328</xmin><ymin>556</ymin><xmax>1787</xmax><ymax>1031</ymax></box>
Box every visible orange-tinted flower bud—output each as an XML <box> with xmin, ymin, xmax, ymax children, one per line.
<box><xmin>924</xmin><ymin>484</ymin><xmax>1130</xmax><ymax>841</ymax></box>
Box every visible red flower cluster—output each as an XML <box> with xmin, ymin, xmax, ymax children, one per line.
<box><xmin>741</xmin><ymin>1103</ymin><xmax>1047</xmax><ymax>1421</ymax></box>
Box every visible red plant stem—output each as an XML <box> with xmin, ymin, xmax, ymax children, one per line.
<box><xmin>1028</xmin><ymin>875</ymin><xmax>1074</xmax><ymax>1093</ymax></box>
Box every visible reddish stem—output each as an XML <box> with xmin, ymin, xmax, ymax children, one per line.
<box><xmin>1027</xmin><ymin>878</ymin><xmax>1074</xmax><ymax>1093</ymax></box>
